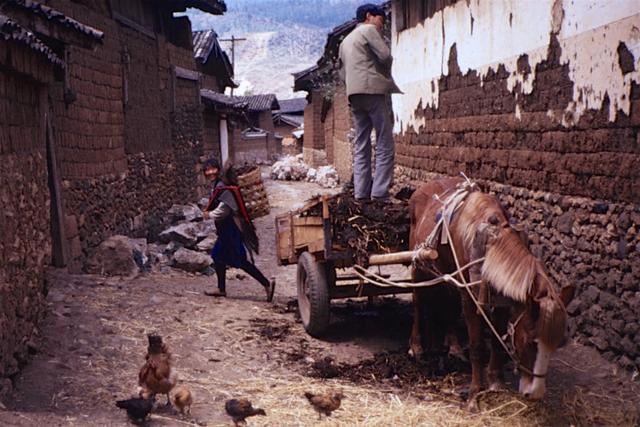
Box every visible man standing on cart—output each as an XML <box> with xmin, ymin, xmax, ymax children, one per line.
<box><xmin>201</xmin><ymin>158</ymin><xmax>275</xmax><ymax>301</ymax></box>
<box><xmin>338</xmin><ymin>3</ymin><xmax>401</xmax><ymax>201</ymax></box>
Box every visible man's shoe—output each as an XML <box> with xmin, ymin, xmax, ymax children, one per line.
<box><xmin>264</xmin><ymin>279</ymin><xmax>276</xmax><ymax>302</ymax></box>
<box><xmin>204</xmin><ymin>289</ymin><xmax>226</xmax><ymax>297</ymax></box>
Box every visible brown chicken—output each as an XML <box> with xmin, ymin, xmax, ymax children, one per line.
<box><xmin>138</xmin><ymin>334</ymin><xmax>176</xmax><ymax>406</ymax></box>
<box><xmin>304</xmin><ymin>390</ymin><xmax>345</xmax><ymax>420</ymax></box>
<box><xmin>225</xmin><ymin>398</ymin><xmax>266</xmax><ymax>426</ymax></box>
<box><xmin>172</xmin><ymin>386</ymin><xmax>193</xmax><ymax>416</ymax></box>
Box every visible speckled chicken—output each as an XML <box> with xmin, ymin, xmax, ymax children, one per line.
<box><xmin>138</xmin><ymin>334</ymin><xmax>176</xmax><ymax>406</ymax></box>
<box><xmin>225</xmin><ymin>398</ymin><xmax>266</xmax><ymax>426</ymax></box>
<box><xmin>172</xmin><ymin>386</ymin><xmax>193</xmax><ymax>416</ymax></box>
<box><xmin>304</xmin><ymin>390</ymin><xmax>345</xmax><ymax>420</ymax></box>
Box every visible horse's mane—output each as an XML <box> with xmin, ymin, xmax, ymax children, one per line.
<box><xmin>455</xmin><ymin>191</ymin><xmax>537</xmax><ymax>302</ymax></box>
<box><xmin>482</xmin><ymin>227</ymin><xmax>538</xmax><ymax>302</ymax></box>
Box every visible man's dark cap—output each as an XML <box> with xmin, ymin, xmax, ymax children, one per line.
<box><xmin>204</xmin><ymin>158</ymin><xmax>220</xmax><ymax>170</ymax></box>
<box><xmin>356</xmin><ymin>3</ymin><xmax>384</xmax><ymax>22</ymax></box>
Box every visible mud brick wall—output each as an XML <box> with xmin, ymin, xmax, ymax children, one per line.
<box><xmin>0</xmin><ymin>70</ymin><xmax>49</xmax><ymax>398</ymax></box>
<box><xmin>392</xmin><ymin>26</ymin><xmax>640</xmax><ymax>367</ymax></box>
<box><xmin>303</xmin><ymin>89</ymin><xmax>327</xmax><ymax>167</ymax></box>
<box><xmin>121</xmin><ymin>26</ymin><xmax>170</xmax><ymax>153</ymax></box>
<box><xmin>203</xmin><ymin>109</ymin><xmax>222</xmax><ymax>159</ymax></box>
<box><xmin>43</xmin><ymin>1</ymin><xmax>206</xmax><ymax>269</ymax></box>
<box><xmin>323</xmin><ymin>84</ymin><xmax>353</xmax><ymax>182</ymax></box>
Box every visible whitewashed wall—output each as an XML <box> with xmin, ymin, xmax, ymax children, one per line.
<box><xmin>391</xmin><ymin>0</ymin><xmax>640</xmax><ymax>133</ymax></box>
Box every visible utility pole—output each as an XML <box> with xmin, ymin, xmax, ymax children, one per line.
<box><xmin>219</xmin><ymin>35</ymin><xmax>247</xmax><ymax>96</ymax></box>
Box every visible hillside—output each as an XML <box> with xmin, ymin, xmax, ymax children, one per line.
<box><xmin>186</xmin><ymin>0</ymin><xmax>370</xmax><ymax>98</ymax></box>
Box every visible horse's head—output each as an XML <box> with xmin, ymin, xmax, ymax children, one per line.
<box><xmin>511</xmin><ymin>268</ymin><xmax>575</xmax><ymax>400</ymax></box>
<box><xmin>481</xmin><ymin>225</ymin><xmax>575</xmax><ymax>400</ymax></box>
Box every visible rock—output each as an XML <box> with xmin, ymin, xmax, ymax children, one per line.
<box><xmin>592</xmin><ymin>202</ymin><xmax>609</xmax><ymax>214</ymax></box>
<box><xmin>557</xmin><ymin>212</ymin><xmax>574</xmax><ymax>234</ymax></box>
<box><xmin>167</xmin><ymin>204</ymin><xmax>204</xmax><ymax>224</ymax></box>
<box><xmin>159</xmin><ymin>223</ymin><xmax>200</xmax><ymax>247</ymax></box>
<box><xmin>616</xmin><ymin>212</ymin><xmax>631</xmax><ymax>231</ymax></box>
<box><xmin>171</xmin><ymin>248</ymin><xmax>213</xmax><ymax>272</ymax></box>
<box><xmin>86</xmin><ymin>235</ymin><xmax>139</xmax><ymax>277</ymax></box>
<box><xmin>598</xmin><ymin>291</ymin><xmax>617</xmax><ymax>309</ymax></box>
<box><xmin>582</xmin><ymin>285</ymin><xmax>601</xmax><ymax>304</ymax></box>
<box><xmin>197</xmin><ymin>236</ymin><xmax>217</xmax><ymax>252</ymax></box>
<box><xmin>589</xmin><ymin>335</ymin><xmax>609</xmax><ymax>351</ymax></box>
<box><xmin>195</xmin><ymin>220</ymin><xmax>217</xmax><ymax>240</ymax></box>
<box><xmin>621</xmin><ymin>336</ymin><xmax>637</xmax><ymax>355</ymax></box>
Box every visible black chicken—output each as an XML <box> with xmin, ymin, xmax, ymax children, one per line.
<box><xmin>225</xmin><ymin>398</ymin><xmax>266</xmax><ymax>426</ymax></box>
<box><xmin>115</xmin><ymin>395</ymin><xmax>156</xmax><ymax>424</ymax></box>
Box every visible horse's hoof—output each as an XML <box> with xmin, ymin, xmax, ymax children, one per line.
<box><xmin>408</xmin><ymin>346</ymin><xmax>423</xmax><ymax>360</ymax></box>
<box><xmin>488</xmin><ymin>381</ymin><xmax>507</xmax><ymax>392</ymax></box>
<box><xmin>466</xmin><ymin>398</ymin><xmax>480</xmax><ymax>413</ymax></box>
<box><xmin>448</xmin><ymin>345</ymin><xmax>468</xmax><ymax>362</ymax></box>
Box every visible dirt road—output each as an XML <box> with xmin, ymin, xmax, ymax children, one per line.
<box><xmin>0</xmin><ymin>173</ymin><xmax>638</xmax><ymax>426</ymax></box>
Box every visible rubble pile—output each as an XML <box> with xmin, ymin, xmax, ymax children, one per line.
<box><xmin>309</xmin><ymin>165</ymin><xmax>340</xmax><ymax>188</ymax></box>
<box><xmin>88</xmin><ymin>204</ymin><xmax>218</xmax><ymax>276</ymax></box>
<box><xmin>270</xmin><ymin>154</ymin><xmax>309</xmax><ymax>181</ymax></box>
<box><xmin>271</xmin><ymin>154</ymin><xmax>340</xmax><ymax>188</ymax></box>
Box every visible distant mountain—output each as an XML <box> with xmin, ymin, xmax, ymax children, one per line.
<box><xmin>186</xmin><ymin>0</ymin><xmax>374</xmax><ymax>98</ymax></box>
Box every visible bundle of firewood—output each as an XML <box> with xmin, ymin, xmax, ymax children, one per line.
<box><xmin>237</xmin><ymin>166</ymin><xmax>270</xmax><ymax>219</ymax></box>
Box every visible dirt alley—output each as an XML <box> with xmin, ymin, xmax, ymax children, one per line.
<box><xmin>0</xmin><ymin>170</ymin><xmax>638</xmax><ymax>426</ymax></box>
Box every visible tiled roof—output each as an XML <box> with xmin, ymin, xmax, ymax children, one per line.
<box><xmin>7</xmin><ymin>0</ymin><xmax>104</xmax><ymax>41</ymax></box>
<box><xmin>273</xmin><ymin>113</ymin><xmax>303</xmax><ymax>128</ymax></box>
<box><xmin>192</xmin><ymin>29</ymin><xmax>236</xmax><ymax>87</ymax></box>
<box><xmin>201</xmin><ymin>90</ymin><xmax>279</xmax><ymax>112</ymax></box>
<box><xmin>168</xmin><ymin>0</ymin><xmax>226</xmax><ymax>14</ymax></box>
<box><xmin>276</xmin><ymin>98</ymin><xmax>307</xmax><ymax>114</ymax></box>
<box><xmin>238</xmin><ymin>94</ymin><xmax>279</xmax><ymax>112</ymax></box>
<box><xmin>201</xmin><ymin>89</ymin><xmax>247</xmax><ymax>111</ymax></box>
<box><xmin>0</xmin><ymin>14</ymin><xmax>63</xmax><ymax>66</ymax></box>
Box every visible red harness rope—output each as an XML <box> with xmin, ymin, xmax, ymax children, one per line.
<box><xmin>205</xmin><ymin>185</ymin><xmax>254</xmax><ymax>229</ymax></box>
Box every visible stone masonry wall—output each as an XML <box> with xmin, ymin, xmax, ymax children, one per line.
<box><xmin>0</xmin><ymin>68</ymin><xmax>50</xmax><ymax>398</ymax></box>
<box><xmin>393</xmin><ymin>34</ymin><xmax>640</xmax><ymax>369</ymax></box>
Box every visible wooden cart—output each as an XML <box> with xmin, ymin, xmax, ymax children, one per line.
<box><xmin>275</xmin><ymin>195</ymin><xmax>436</xmax><ymax>337</ymax></box>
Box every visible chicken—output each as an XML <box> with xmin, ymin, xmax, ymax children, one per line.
<box><xmin>304</xmin><ymin>390</ymin><xmax>345</xmax><ymax>420</ymax></box>
<box><xmin>115</xmin><ymin>395</ymin><xmax>156</xmax><ymax>424</ymax></box>
<box><xmin>138</xmin><ymin>334</ymin><xmax>176</xmax><ymax>405</ymax></box>
<box><xmin>225</xmin><ymin>398</ymin><xmax>266</xmax><ymax>426</ymax></box>
<box><xmin>172</xmin><ymin>386</ymin><xmax>193</xmax><ymax>416</ymax></box>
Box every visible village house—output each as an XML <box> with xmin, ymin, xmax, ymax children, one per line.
<box><xmin>200</xmin><ymin>90</ymin><xmax>280</xmax><ymax>163</ymax></box>
<box><xmin>272</xmin><ymin>97</ymin><xmax>306</xmax><ymax>155</ymax></box>
<box><xmin>193</xmin><ymin>29</ymin><xmax>238</xmax><ymax>164</ymax></box>
<box><xmin>390</xmin><ymin>0</ymin><xmax>640</xmax><ymax>370</ymax></box>
<box><xmin>0</xmin><ymin>0</ymin><xmax>227</xmax><ymax>396</ymax></box>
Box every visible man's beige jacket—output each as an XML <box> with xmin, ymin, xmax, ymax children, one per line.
<box><xmin>338</xmin><ymin>23</ymin><xmax>401</xmax><ymax>96</ymax></box>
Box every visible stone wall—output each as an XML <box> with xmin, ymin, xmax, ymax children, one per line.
<box><xmin>46</xmin><ymin>0</ymin><xmax>206</xmax><ymax>268</ymax></box>
<box><xmin>391</xmin><ymin>0</ymin><xmax>640</xmax><ymax>369</ymax></box>
<box><xmin>0</xmin><ymin>68</ymin><xmax>50</xmax><ymax>398</ymax></box>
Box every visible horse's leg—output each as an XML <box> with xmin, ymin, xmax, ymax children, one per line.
<box><xmin>461</xmin><ymin>291</ymin><xmax>485</xmax><ymax>410</ymax></box>
<box><xmin>488</xmin><ymin>306</ymin><xmax>509</xmax><ymax>391</ymax></box>
<box><xmin>408</xmin><ymin>289</ymin><xmax>424</xmax><ymax>360</ymax></box>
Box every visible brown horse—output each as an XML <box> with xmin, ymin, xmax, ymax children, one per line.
<box><xmin>409</xmin><ymin>177</ymin><xmax>574</xmax><ymax>403</ymax></box>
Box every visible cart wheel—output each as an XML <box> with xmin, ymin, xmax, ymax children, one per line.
<box><xmin>297</xmin><ymin>252</ymin><xmax>330</xmax><ymax>337</ymax></box>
